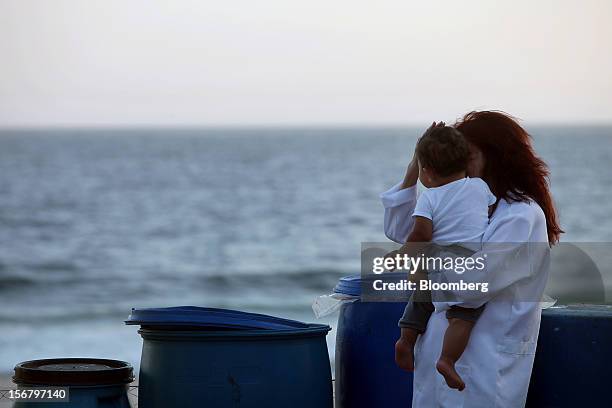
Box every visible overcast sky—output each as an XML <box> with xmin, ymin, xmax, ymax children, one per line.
<box><xmin>1</xmin><ymin>0</ymin><xmax>611</xmax><ymax>126</ymax></box>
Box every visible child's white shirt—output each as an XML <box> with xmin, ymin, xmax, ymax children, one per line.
<box><xmin>412</xmin><ymin>177</ymin><xmax>496</xmax><ymax>250</ymax></box>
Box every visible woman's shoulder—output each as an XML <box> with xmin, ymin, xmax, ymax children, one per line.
<box><xmin>501</xmin><ymin>198</ymin><xmax>545</xmax><ymax>221</ymax></box>
<box><xmin>493</xmin><ymin>198</ymin><xmax>548</xmax><ymax>241</ymax></box>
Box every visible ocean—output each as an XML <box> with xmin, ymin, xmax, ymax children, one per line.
<box><xmin>0</xmin><ymin>126</ymin><xmax>611</xmax><ymax>374</ymax></box>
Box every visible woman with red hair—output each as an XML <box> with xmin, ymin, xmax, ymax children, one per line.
<box><xmin>381</xmin><ymin>111</ymin><xmax>561</xmax><ymax>407</ymax></box>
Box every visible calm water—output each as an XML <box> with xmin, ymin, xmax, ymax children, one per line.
<box><xmin>1</xmin><ymin>126</ymin><xmax>611</xmax><ymax>373</ymax></box>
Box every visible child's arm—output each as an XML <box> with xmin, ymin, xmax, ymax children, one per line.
<box><xmin>397</xmin><ymin>216</ymin><xmax>433</xmax><ymax>257</ymax></box>
<box><xmin>402</xmin><ymin>216</ymin><xmax>433</xmax><ymax>279</ymax></box>
<box><xmin>405</xmin><ymin>216</ymin><xmax>433</xmax><ymax>243</ymax></box>
<box><xmin>404</xmin><ymin>189</ymin><xmax>433</xmax><ymax>250</ymax></box>
<box><xmin>385</xmin><ymin>190</ymin><xmax>433</xmax><ymax>270</ymax></box>
<box><xmin>385</xmin><ymin>216</ymin><xmax>433</xmax><ymax>271</ymax></box>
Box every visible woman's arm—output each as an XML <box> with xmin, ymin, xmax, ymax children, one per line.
<box><xmin>381</xmin><ymin>122</ymin><xmax>446</xmax><ymax>243</ymax></box>
<box><xmin>435</xmin><ymin>204</ymin><xmax>550</xmax><ymax>309</ymax></box>
<box><xmin>380</xmin><ymin>158</ymin><xmax>420</xmax><ymax>243</ymax></box>
<box><xmin>401</xmin><ymin>157</ymin><xmax>420</xmax><ymax>189</ymax></box>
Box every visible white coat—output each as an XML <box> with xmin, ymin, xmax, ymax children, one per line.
<box><xmin>381</xmin><ymin>182</ymin><xmax>551</xmax><ymax>408</ymax></box>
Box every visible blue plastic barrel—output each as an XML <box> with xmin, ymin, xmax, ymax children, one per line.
<box><xmin>527</xmin><ymin>304</ymin><xmax>612</xmax><ymax>407</ymax></box>
<box><xmin>126</xmin><ymin>307</ymin><xmax>332</xmax><ymax>408</ymax></box>
<box><xmin>12</xmin><ymin>358</ymin><xmax>133</xmax><ymax>408</ymax></box>
<box><xmin>334</xmin><ymin>275</ymin><xmax>413</xmax><ymax>408</ymax></box>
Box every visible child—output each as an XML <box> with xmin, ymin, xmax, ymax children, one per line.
<box><xmin>394</xmin><ymin>123</ymin><xmax>496</xmax><ymax>391</ymax></box>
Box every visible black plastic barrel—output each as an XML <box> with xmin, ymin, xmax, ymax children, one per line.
<box><xmin>12</xmin><ymin>358</ymin><xmax>133</xmax><ymax>408</ymax></box>
<box><xmin>334</xmin><ymin>275</ymin><xmax>414</xmax><ymax>408</ymax></box>
<box><xmin>527</xmin><ymin>304</ymin><xmax>612</xmax><ymax>407</ymax></box>
<box><xmin>126</xmin><ymin>306</ymin><xmax>333</xmax><ymax>408</ymax></box>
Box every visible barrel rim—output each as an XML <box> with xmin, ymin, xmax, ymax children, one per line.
<box><xmin>126</xmin><ymin>306</ymin><xmax>311</xmax><ymax>330</ymax></box>
<box><xmin>138</xmin><ymin>323</ymin><xmax>331</xmax><ymax>340</ymax></box>
<box><xmin>13</xmin><ymin>358</ymin><xmax>134</xmax><ymax>386</ymax></box>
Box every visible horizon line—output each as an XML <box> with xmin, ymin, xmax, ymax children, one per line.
<box><xmin>1</xmin><ymin>120</ymin><xmax>612</xmax><ymax>131</ymax></box>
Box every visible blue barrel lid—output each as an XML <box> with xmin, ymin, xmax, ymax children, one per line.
<box><xmin>125</xmin><ymin>306</ymin><xmax>310</xmax><ymax>330</ymax></box>
<box><xmin>334</xmin><ymin>275</ymin><xmax>362</xmax><ymax>296</ymax></box>
<box><xmin>334</xmin><ymin>273</ymin><xmax>411</xmax><ymax>297</ymax></box>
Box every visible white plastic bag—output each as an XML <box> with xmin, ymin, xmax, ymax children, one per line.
<box><xmin>312</xmin><ymin>293</ymin><xmax>359</xmax><ymax>318</ymax></box>
<box><xmin>540</xmin><ymin>293</ymin><xmax>557</xmax><ymax>309</ymax></box>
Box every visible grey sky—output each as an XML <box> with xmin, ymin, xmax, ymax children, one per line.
<box><xmin>1</xmin><ymin>0</ymin><xmax>611</xmax><ymax>126</ymax></box>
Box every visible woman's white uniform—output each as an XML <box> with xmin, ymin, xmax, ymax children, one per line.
<box><xmin>381</xmin><ymin>182</ymin><xmax>551</xmax><ymax>408</ymax></box>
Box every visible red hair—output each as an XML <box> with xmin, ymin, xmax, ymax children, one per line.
<box><xmin>454</xmin><ymin>111</ymin><xmax>563</xmax><ymax>245</ymax></box>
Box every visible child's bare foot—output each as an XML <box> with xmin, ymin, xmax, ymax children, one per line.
<box><xmin>395</xmin><ymin>338</ymin><xmax>415</xmax><ymax>371</ymax></box>
<box><xmin>436</xmin><ymin>358</ymin><xmax>465</xmax><ymax>391</ymax></box>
